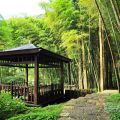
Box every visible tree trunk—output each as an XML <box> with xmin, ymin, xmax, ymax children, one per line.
<box><xmin>99</xmin><ymin>16</ymin><xmax>105</xmax><ymax>92</ymax></box>
<box><xmin>109</xmin><ymin>55</ymin><xmax>113</xmax><ymax>89</ymax></box>
<box><xmin>82</xmin><ymin>39</ymin><xmax>87</xmax><ymax>89</ymax></box>
<box><xmin>105</xmin><ymin>44</ymin><xmax>108</xmax><ymax>90</ymax></box>
<box><xmin>110</xmin><ymin>0</ymin><xmax>120</xmax><ymax>28</ymax></box>
<box><xmin>77</xmin><ymin>40</ymin><xmax>83</xmax><ymax>89</ymax></box>
<box><xmin>78</xmin><ymin>61</ymin><xmax>83</xmax><ymax>89</ymax></box>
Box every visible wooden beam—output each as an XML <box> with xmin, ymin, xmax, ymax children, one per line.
<box><xmin>0</xmin><ymin>61</ymin><xmax>34</xmax><ymax>64</ymax></box>
<box><xmin>25</xmin><ymin>64</ymin><xmax>28</xmax><ymax>86</ymax></box>
<box><xmin>0</xmin><ymin>64</ymin><xmax>26</xmax><ymax>68</ymax></box>
<box><xmin>60</xmin><ymin>62</ymin><xmax>64</xmax><ymax>95</ymax></box>
<box><xmin>68</xmin><ymin>63</ymin><xmax>71</xmax><ymax>89</ymax></box>
<box><xmin>34</xmin><ymin>55</ymin><xmax>39</xmax><ymax>105</ymax></box>
<box><xmin>0</xmin><ymin>63</ymin><xmax>60</xmax><ymax>68</ymax></box>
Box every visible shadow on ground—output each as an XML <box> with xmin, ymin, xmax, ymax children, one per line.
<box><xmin>40</xmin><ymin>89</ymin><xmax>94</xmax><ymax>107</ymax></box>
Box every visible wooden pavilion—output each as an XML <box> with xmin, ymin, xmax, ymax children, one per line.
<box><xmin>0</xmin><ymin>44</ymin><xmax>71</xmax><ymax>105</ymax></box>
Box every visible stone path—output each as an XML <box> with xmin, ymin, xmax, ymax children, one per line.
<box><xmin>58</xmin><ymin>90</ymin><xmax>118</xmax><ymax>120</ymax></box>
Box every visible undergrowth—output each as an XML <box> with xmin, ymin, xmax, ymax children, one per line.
<box><xmin>105</xmin><ymin>94</ymin><xmax>120</xmax><ymax>120</ymax></box>
<box><xmin>0</xmin><ymin>91</ymin><xmax>63</xmax><ymax>120</ymax></box>
<box><xmin>8</xmin><ymin>104</ymin><xmax>63</xmax><ymax>120</ymax></box>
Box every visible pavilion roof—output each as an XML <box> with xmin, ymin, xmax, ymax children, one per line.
<box><xmin>0</xmin><ymin>44</ymin><xmax>71</xmax><ymax>64</ymax></box>
<box><xmin>6</xmin><ymin>44</ymin><xmax>37</xmax><ymax>51</ymax></box>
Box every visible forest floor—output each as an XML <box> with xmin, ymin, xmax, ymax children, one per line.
<box><xmin>58</xmin><ymin>90</ymin><xmax>118</xmax><ymax>120</ymax></box>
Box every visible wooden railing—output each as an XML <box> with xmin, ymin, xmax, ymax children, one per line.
<box><xmin>0</xmin><ymin>83</ymin><xmax>29</xmax><ymax>100</ymax></box>
<box><xmin>39</xmin><ymin>84</ymin><xmax>62</xmax><ymax>95</ymax></box>
<box><xmin>64</xmin><ymin>84</ymin><xmax>79</xmax><ymax>90</ymax></box>
<box><xmin>0</xmin><ymin>83</ymin><xmax>63</xmax><ymax>104</ymax></box>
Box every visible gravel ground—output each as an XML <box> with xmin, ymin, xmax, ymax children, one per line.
<box><xmin>58</xmin><ymin>90</ymin><xmax>118</xmax><ymax>120</ymax></box>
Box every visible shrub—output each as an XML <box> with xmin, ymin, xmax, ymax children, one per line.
<box><xmin>105</xmin><ymin>94</ymin><xmax>120</xmax><ymax>120</ymax></box>
<box><xmin>0</xmin><ymin>91</ymin><xmax>63</xmax><ymax>120</ymax></box>
<box><xmin>0</xmin><ymin>91</ymin><xmax>26</xmax><ymax>120</ymax></box>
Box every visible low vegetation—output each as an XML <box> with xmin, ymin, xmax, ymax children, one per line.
<box><xmin>0</xmin><ymin>91</ymin><xmax>63</xmax><ymax>120</ymax></box>
<box><xmin>0</xmin><ymin>91</ymin><xmax>26</xmax><ymax>120</ymax></box>
<box><xmin>9</xmin><ymin>104</ymin><xmax>63</xmax><ymax>120</ymax></box>
<box><xmin>105</xmin><ymin>94</ymin><xmax>120</xmax><ymax>120</ymax></box>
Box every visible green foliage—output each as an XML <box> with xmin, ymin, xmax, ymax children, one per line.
<box><xmin>0</xmin><ymin>91</ymin><xmax>26</xmax><ymax>120</ymax></box>
<box><xmin>7</xmin><ymin>17</ymin><xmax>56</xmax><ymax>51</ymax></box>
<box><xmin>3</xmin><ymin>75</ymin><xmax>24</xmax><ymax>83</ymax></box>
<box><xmin>61</xmin><ymin>30</ymin><xmax>88</xmax><ymax>58</ymax></box>
<box><xmin>106</xmin><ymin>94</ymin><xmax>120</xmax><ymax>103</ymax></box>
<box><xmin>7</xmin><ymin>17</ymin><xmax>39</xmax><ymax>47</ymax></box>
<box><xmin>40</xmin><ymin>0</ymin><xmax>80</xmax><ymax>30</ymax></box>
<box><xmin>0</xmin><ymin>67</ymin><xmax>25</xmax><ymax>83</ymax></box>
<box><xmin>97</xmin><ymin>0</ymin><xmax>120</xmax><ymax>62</ymax></box>
<box><xmin>0</xmin><ymin>17</ymin><xmax>12</xmax><ymax>50</ymax></box>
<box><xmin>8</xmin><ymin>105</ymin><xmax>63</xmax><ymax>120</ymax></box>
<box><xmin>105</xmin><ymin>94</ymin><xmax>120</xmax><ymax>120</ymax></box>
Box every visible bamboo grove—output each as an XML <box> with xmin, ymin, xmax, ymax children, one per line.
<box><xmin>0</xmin><ymin>0</ymin><xmax>120</xmax><ymax>92</ymax></box>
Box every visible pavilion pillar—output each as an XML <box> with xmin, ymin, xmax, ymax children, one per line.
<box><xmin>25</xmin><ymin>64</ymin><xmax>28</xmax><ymax>86</ymax></box>
<box><xmin>68</xmin><ymin>63</ymin><xmax>71</xmax><ymax>90</ymax></box>
<box><xmin>60</xmin><ymin>62</ymin><xmax>64</xmax><ymax>95</ymax></box>
<box><xmin>34</xmin><ymin>55</ymin><xmax>39</xmax><ymax>105</ymax></box>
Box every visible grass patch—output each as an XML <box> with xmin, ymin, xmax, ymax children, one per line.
<box><xmin>8</xmin><ymin>104</ymin><xmax>63</xmax><ymax>120</ymax></box>
<box><xmin>105</xmin><ymin>94</ymin><xmax>120</xmax><ymax>120</ymax></box>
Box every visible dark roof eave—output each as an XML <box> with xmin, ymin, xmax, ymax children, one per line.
<box><xmin>0</xmin><ymin>48</ymin><xmax>71</xmax><ymax>63</ymax></box>
<box><xmin>0</xmin><ymin>48</ymin><xmax>40</xmax><ymax>56</ymax></box>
